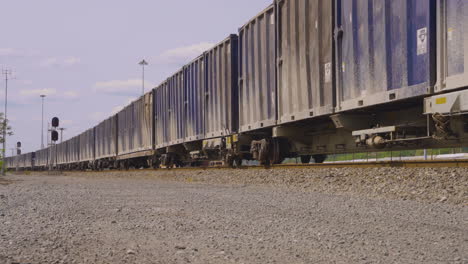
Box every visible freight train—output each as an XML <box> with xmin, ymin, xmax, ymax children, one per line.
<box><xmin>5</xmin><ymin>0</ymin><xmax>468</xmax><ymax>171</ymax></box>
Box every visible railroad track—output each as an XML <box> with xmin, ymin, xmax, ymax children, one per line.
<box><xmin>41</xmin><ymin>159</ymin><xmax>468</xmax><ymax>175</ymax></box>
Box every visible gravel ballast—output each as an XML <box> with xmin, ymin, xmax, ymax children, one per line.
<box><xmin>0</xmin><ymin>167</ymin><xmax>467</xmax><ymax>263</ymax></box>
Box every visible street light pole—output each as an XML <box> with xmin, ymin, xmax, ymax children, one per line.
<box><xmin>1</xmin><ymin>69</ymin><xmax>12</xmax><ymax>176</ymax></box>
<box><xmin>138</xmin><ymin>59</ymin><xmax>148</xmax><ymax>95</ymax></box>
<box><xmin>59</xmin><ymin>127</ymin><xmax>65</xmax><ymax>143</ymax></box>
<box><xmin>40</xmin><ymin>95</ymin><xmax>46</xmax><ymax>149</ymax></box>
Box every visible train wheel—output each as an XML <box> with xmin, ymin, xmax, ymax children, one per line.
<box><xmin>300</xmin><ymin>155</ymin><xmax>311</xmax><ymax>164</ymax></box>
<box><xmin>269</xmin><ymin>138</ymin><xmax>283</xmax><ymax>165</ymax></box>
<box><xmin>312</xmin><ymin>154</ymin><xmax>327</xmax><ymax>164</ymax></box>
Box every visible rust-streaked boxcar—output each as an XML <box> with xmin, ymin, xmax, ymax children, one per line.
<box><xmin>436</xmin><ymin>0</ymin><xmax>468</xmax><ymax>92</ymax></box>
<box><xmin>277</xmin><ymin>0</ymin><xmax>334</xmax><ymax>124</ymax></box>
<box><xmin>204</xmin><ymin>35</ymin><xmax>239</xmax><ymax>138</ymax></box>
<box><xmin>184</xmin><ymin>55</ymin><xmax>205</xmax><ymax>142</ymax></box>
<box><xmin>117</xmin><ymin>92</ymin><xmax>153</xmax><ymax>157</ymax></box>
<box><xmin>239</xmin><ymin>5</ymin><xmax>277</xmax><ymax>132</ymax></box>
<box><xmin>79</xmin><ymin>128</ymin><xmax>95</xmax><ymax>162</ymax></box>
<box><xmin>95</xmin><ymin>116</ymin><xmax>117</xmax><ymax>160</ymax></box>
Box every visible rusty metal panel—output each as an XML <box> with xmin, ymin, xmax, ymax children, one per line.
<box><xmin>436</xmin><ymin>0</ymin><xmax>468</xmax><ymax>92</ymax></box>
<box><xmin>204</xmin><ymin>35</ymin><xmax>239</xmax><ymax>138</ymax></box>
<box><xmin>95</xmin><ymin>116</ymin><xmax>117</xmax><ymax>159</ymax></box>
<box><xmin>118</xmin><ymin>92</ymin><xmax>153</xmax><ymax>156</ymax></box>
<box><xmin>154</xmin><ymin>81</ymin><xmax>170</xmax><ymax>149</ymax></box>
<box><xmin>336</xmin><ymin>0</ymin><xmax>436</xmax><ymax>112</ymax></box>
<box><xmin>239</xmin><ymin>5</ymin><xmax>277</xmax><ymax>132</ymax></box>
<box><xmin>277</xmin><ymin>0</ymin><xmax>334</xmax><ymax>124</ymax></box>
<box><xmin>168</xmin><ymin>70</ymin><xmax>185</xmax><ymax>145</ymax></box>
<box><xmin>79</xmin><ymin>128</ymin><xmax>95</xmax><ymax>162</ymax></box>
<box><xmin>67</xmin><ymin>136</ymin><xmax>80</xmax><ymax>164</ymax></box>
<box><xmin>184</xmin><ymin>56</ymin><xmax>205</xmax><ymax>142</ymax></box>
<box><xmin>56</xmin><ymin>142</ymin><xmax>68</xmax><ymax>165</ymax></box>
<box><xmin>35</xmin><ymin>148</ymin><xmax>49</xmax><ymax>167</ymax></box>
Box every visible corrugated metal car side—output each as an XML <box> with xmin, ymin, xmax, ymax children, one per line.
<box><xmin>154</xmin><ymin>82</ymin><xmax>170</xmax><ymax>149</ymax></box>
<box><xmin>79</xmin><ymin>128</ymin><xmax>95</xmax><ymax>162</ymax></box>
<box><xmin>436</xmin><ymin>0</ymin><xmax>468</xmax><ymax>92</ymax></box>
<box><xmin>35</xmin><ymin>148</ymin><xmax>48</xmax><ymax>167</ymax></box>
<box><xmin>204</xmin><ymin>35</ymin><xmax>239</xmax><ymax>138</ymax></box>
<box><xmin>48</xmin><ymin>146</ymin><xmax>57</xmax><ymax>167</ymax></box>
<box><xmin>56</xmin><ymin>142</ymin><xmax>68</xmax><ymax>165</ymax></box>
<box><xmin>117</xmin><ymin>92</ymin><xmax>153</xmax><ymax>156</ymax></box>
<box><xmin>117</xmin><ymin>104</ymin><xmax>131</xmax><ymax>155</ymax></box>
<box><xmin>335</xmin><ymin>0</ymin><xmax>436</xmax><ymax>112</ymax></box>
<box><xmin>67</xmin><ymin>136</ymin><xmax>80</xmax><ymax>164</ymax></box>
<box><xmin>184</xmin><ymin>56</ymin><xmax>205</xmax><ymax>142</ymax></box>
<box><xmin>239</xmin><ymin>5</ymin><xmax>277</xmax><ymax>132</ymax></box>
<box><xmin>20</xmin><ymin>152</ymin><xmax>34</xmax><ymax>168</ymax></box>
<box><xmin>16</xmin><ymin>155</ymin><xmax>24</xmax><ymax>168</ymax></box>
<box><xmin>4</xmin><ymin>157</ymin><xmax>14</xmax><ymax>169</ymax></box>
<box><xmin>132</xmin><ymin>92</ymin><xmax>153</xmax><ymax>153</ymax></box>
<box><xmin>168</xmin><ymin>70</ymin><xmax>185</xmax><ymax>145</ymax></box>
<box><xmin>277</xmin><ymin>0</ymin><xmax>334</xmax><ymax>124</ymax></box>
<box><xmin>95</xmin><ymin>116</ymin><xmax>117</xmax><ymax>159</ymax></box>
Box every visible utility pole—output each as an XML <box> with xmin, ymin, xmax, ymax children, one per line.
<box><xmin>59</xmin><ymin>127</ymin><xmax>66</xmax><ymax>143</ymax></box>
<box><xmin>138</xmin><ymin>59</ymin><xmax>148</xmax><ymax>95</ymax></box>
<box><xmin>47</xmin><ymin>122</ymin><xmax>50</xmax><ymax>147</ymax></box>
<box><xmin>40</xmin><ymin>95</ymin><xmax>46</xmax><ymax>149</ymax></box>
<box><xmin>1</xmin><ymin>69</ymin><xmax>12</xmax><ymax>176</ymax></box>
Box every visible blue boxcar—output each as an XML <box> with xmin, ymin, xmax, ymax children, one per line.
<box><xmin>336</xmin><ymin>0</ymin><xmax>436</xmax><ymax>111</ymax></box>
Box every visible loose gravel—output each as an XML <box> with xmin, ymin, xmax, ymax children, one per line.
<box><xmin>0</xmin><ymin>167</ymin><xmax>467</xmax><ymax>264</ymax></box>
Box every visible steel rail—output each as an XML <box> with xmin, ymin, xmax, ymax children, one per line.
<box><xmin>41</xmin><ymin>159</ymin><xmax>468</xmax><ymax>175</ymax></box>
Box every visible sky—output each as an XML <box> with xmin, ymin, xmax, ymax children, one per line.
<box><xmin>0</xmin><ymin>0</ymin><xmax>272</xmax><ymax>154</ymax></box>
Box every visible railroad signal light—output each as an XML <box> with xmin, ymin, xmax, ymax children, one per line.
<box><xmin>17</xmin><ymin>142</ymin><xmax>21</xmax><ymax>148</ymax></box>
<box><xmin>51</xmin><ymin>130</ymin><xmax>59</xmax><ymax>142</ymax></box>
<box><xmin>52</xmin><ymin>117</ymin><xmax>59</xmax><ymax>128</ymax></box>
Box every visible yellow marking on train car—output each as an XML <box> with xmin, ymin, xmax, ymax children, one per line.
<box><xmin>436</xmin><ymin>97</ymin><xmax>447</xmax><ymax>105</ymax></box>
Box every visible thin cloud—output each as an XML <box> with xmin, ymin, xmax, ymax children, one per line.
<box><xmin>155</xmin><ymin>42</ymin><xmax>214</xmax><ymax>65</ymax></box>
<box><xmin>63</xmin><ymin>91</ymin><xmax>79</xmax><ymax>99</ymax></box>
<box><xmin>0</xmin><ymin>48</ymin><xmax>38</xmax><ymax>58</ymax></box>
<box><xmin>40</xmin><ymin>56</ymin><xmax>81</xmax><ymax>68</ymax></box>
<box><xmin>20</xmin><ymin>88</ymin><xmax>57</xmax><ymax>97</ymax></box>
<box><xmin>0</xmin><ymin>48</ymin><xmax>17</xmax><ymax>56</ymax></box>
<box><xmin>19</xmin><ymin>80</ymin><xmax>33</xmax><ymax>85</ymax></box>
<box><xmin>94</xmin><ymin>79</ymin><xmax>153</xmax><ymax>96</ymax></box>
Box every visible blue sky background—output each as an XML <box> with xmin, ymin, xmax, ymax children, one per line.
<box><xmin>0</xmin><ymin>0</ymin><xmax>272</xmax><ymax>154</ymax></box>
